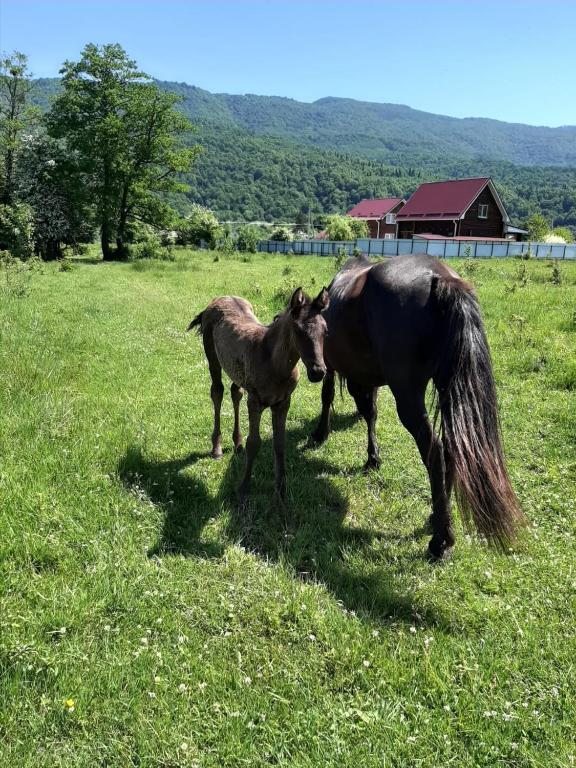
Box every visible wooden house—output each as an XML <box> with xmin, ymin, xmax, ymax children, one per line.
<box><xmin>346</xmin><ymin>197</ymin><xmax>405</xmax><ymax>239</ymax></box>
<box><xmin>395</xmin><ymin>178</ymin><xmax>510</xmax><ymax>239</ymax></box>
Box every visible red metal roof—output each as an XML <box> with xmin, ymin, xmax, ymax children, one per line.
<box><xmin>347</xmin><ymin>198</ymin><xmax>404</xmax><ymax>218</ymax></box>
<box><xmin>396</xmin><ymin>178</ymin><xmax>490</xmax><ymax>221</ymax></box>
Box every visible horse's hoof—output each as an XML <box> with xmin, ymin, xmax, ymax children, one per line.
<box><xmin>363</xmin><ymin>457</ymin><xmax>381</xmax><ymax>473</ymax></box>
<box><xmin>309</xmin><ymin>431</ymin><xmax>328</xmax><ymax>447</ymax></box>
<box><xmin>211</xmin><ymin>449</ymin><xmax>223</xmax><ymax>460</ymax></box>
<box><xmin>234</xmin><ymin>444</ymin><xmax>244</xmax><ymax>455</ymax></box>
<box><xmin>426</xmin><ymin>541</ymin><xmax>453</xmax><ymax>563</ymax></box>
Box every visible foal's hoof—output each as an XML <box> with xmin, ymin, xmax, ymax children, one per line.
<box><xmin>426</xmin><ymin>540</ymin><xmax>454</xmax><ymax>563</ymax></box>
<box><xmin>211</xmin><ymin>448</ymin><xmax>223</xmax><ymax>460</ymax></box>
<box><xmin>234</xmin><ymin>444</ymin><xmax>244</xmax><ymax>455</ymax></box>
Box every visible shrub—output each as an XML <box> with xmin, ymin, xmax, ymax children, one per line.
<box><xmin>236</xmin><ymin>224</ymin><xmax>261</xmax><ymax>253</ymax></box>
<box><xmin>214</xmin><ymin>229</ymin><xmax>236</xmax><ymax>256</ymax></box>
<box><xmin>270</xmin><ymin>226</ymin><xmax>292</xmax><ymax>242</ymax></box>
<box><xmin>0</xmin><ymin>249</ymin><xmax>42</xmax><ymax>297</ymax></box>
<box><xmin>175</xmin><ymin>205</ymin><xmax>221</xmax><ymax>248</ymax></box>
<box><xmin>324</xmin><ymin>215</ymin><xmax>353</xmax><ymax>241</ymax></box>
<box><xmin>0</xmin><ymin>203</ymin><xmax>35</xmax><ymax>260</ymax></box>
<box><xmin>128</xmin><ymin>230</ymin><xmax>174</xmax><ymax>261</ymax></box>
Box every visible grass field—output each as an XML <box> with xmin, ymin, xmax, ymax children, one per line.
<box><xmin>1</xmin><ymin>249</ymin><xmax>575</xmax><ymax>767</ymax></box>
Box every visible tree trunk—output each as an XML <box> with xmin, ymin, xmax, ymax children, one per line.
<box><xmin>43</xmin><ymin>239</ymin><xmax>62</xmax><ymax>261</ymax></box>
<box><xmin>115</xmin><ymin>184</ymin><xmax>130</xmax><ymax>260</ymax></box>
<box><xmin>101</xmin><ymin>221</ymin><xmax>114</xmax><ymax>260</ymax></box>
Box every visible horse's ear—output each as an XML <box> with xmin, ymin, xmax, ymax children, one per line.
<box><xmin>290</xmin><ymin>287</ymin><xmax>305</xmax><ymax>313</ymax></box>
<box><xmin>313</xmin><ymin>287</ymin><xmax>330</xmax><ymax>311</ymax></box>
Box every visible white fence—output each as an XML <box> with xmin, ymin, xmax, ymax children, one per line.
<box><xmin>258</xmin><ymin>238</ymin><xmax>576</xmax><ymax>260</ymax></box>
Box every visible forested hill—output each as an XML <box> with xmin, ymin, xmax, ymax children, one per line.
<box><xmin>31</xmin><ymin>78</ymin><xmax>576</xmax><ymax>228</ymax></box>
<box><xmin>158</xmin><ymin>82</ymin><xmax>576</xmax><ymax>169</ymax></box>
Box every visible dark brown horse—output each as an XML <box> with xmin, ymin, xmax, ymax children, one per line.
<box><xmin>311</xmin><ymin>254</ymin><xmax>524</xmax><ymax>559</ymax></box>
<box><xmin>189</xmin><ymin>287</ymin><xmax>329</xmax><ymax>499</ymax></box>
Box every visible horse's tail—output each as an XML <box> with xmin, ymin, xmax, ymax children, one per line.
<box><xmin>433</xmin><ymin>276</ymin><xmax>525</xmax><ymax>549</ymax></box>
<box><xmin>187</xmin><ymin>312</ymin><xmax>204</xmax><ymax>334</ymax></box>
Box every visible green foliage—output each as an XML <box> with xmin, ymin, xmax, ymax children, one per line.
<box><xmin>0</xmin><ymin>51</ymin><xmax>38</xmax><ymax>205</ymax></box>
<box><xmin>551</xmin><ymin>226</ymin><xmax>574</xmax><ymax>243</ymax></box>
<box><xmin>0</xmin><ymin>201</ymin><xmax>34</xmax><ymax>258</ymax></box>
<box><xmin>0</xmin><ymin>247</ymin><xmax>41</xmax><ymax>296</ymax></box>
<box><xmin>270</xmin><ymin>226</ymin><xmax>292</xmax><ymax>242</ymax></box>
<box><xmin>214</xmin><ymin>226</ymin><xmax>236</xmax><ymax>255</ymax></box>
<box><xmin>174</xmin><ymin>204</ymin><xmax>221</xmax><ymax>248</ymax></box>
<box><xmin>235</xmin><ymin>224</ymin><xmax>261</xmax><ymax>253</ymax></box>
<box><xmin>348</xmin><ymin>217</ymin><xmax>369</xmax><ymax>238</ymax></box>
<box><xmin>550</xmin><ymin>260</ymin><xmax>562</xmax><ymax>285</ymax></box>
<box><xmin>127</xmin><ymin>224</ymin><xmax>174</xmax><ymax>261</ymax></box>
<box><xmin>46</xmin><ymin>43</ymin><xmax>199</xmax><ymax>259</ymax></box>
<box><xmin>526</xmin><ymin>213</ymin><xmax>550</xmax><ymax>241</ymax></box>
<box><xmin>17</xmin><ymin>133</ymin><xmax>94</xmax><ymax>259</ymax></box>
<box><xmin>325</xmin><ymin>214</ymin><xmax>354</xmax><ymax>240</ymax></box>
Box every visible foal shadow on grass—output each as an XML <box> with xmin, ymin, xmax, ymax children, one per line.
<box><xmin>117</xmin><ymin>412</ymin><xmax>448</xmax><ymax>629</ymax></box>
<box><xmin>118</xmin><ymin>447</ymin><xmax>226</xmax><ymax>559</ymax></box>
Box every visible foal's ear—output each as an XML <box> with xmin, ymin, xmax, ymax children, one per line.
<box><xmin>313</xmin><ymin>287</ymin><xmax>330</xmax><ymax>311</ymax></box>
<box><xmin>290</xmin><ymin>287</ymin><xmax>305</xmax><ymax>313</ymax></box>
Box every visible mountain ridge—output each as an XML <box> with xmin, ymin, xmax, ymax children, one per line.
<box><xmin>29</xmin><ymin>78</ymin><xmax>576</xmax><ymax>228</ymax></box>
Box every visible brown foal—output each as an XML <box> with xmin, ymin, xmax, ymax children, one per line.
<box><xmin>188</xmin><ymin>287</ymin><xmax>329</xmax><ymax>499</ymax></box>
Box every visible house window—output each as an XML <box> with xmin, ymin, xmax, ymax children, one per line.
<box><xmin>384</xmin><ymin>233</ymin><xmax>394</xmax><ymax>240</ymax></box>
<box><xmin>478</xmin><ymin>204</ymin><xmax>489</xmax><ymax>219</ymax></box>
<box><xmin>385</xmin><ymin>213</ymin><xmax>396</xmax><ymax>224</ymax></box>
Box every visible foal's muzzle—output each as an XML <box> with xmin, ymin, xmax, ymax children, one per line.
<box><xmin>307</xmin><ymin>365</ymin><xmax>326</xmax><ymax>383</ymax></box>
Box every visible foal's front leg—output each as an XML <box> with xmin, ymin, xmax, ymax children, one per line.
<box><xmin>237</xmin><ymin>393</ymin><xmax>263</xmax><ymax>500</ymax></box>
<box><xmin>271</xmin><ymin>396</ymin><xmax>291</xmax><ymax>499</ymax></box>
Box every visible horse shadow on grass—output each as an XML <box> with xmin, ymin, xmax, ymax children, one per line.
<box><xmin>117</xmin><ymin>411</ymin><xmax>449</xmax><ymax>630</ymax></box>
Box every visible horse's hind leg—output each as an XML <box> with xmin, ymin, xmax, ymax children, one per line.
<box><xmin>347</xmin><ymin>380</ymin><xmax>380</xmax><ymax>471</ymax></box>
<box><xmin>393</xmin><ymin>387</ymin><xmax>455</xmax><ymax>560</ymax></box>
<box><xmin>202</xmin><ymin>331</ymin><xmax>224</xmax><ymax>459</ymax></box>
<box><xmin>311</xmin><ymin>368</ymin><xmax>335</xmax><ymax>445</ymax></box>
<box><xmin>231</xmin><ymin>383</ymin><xmax>244</xmax><ymax>453</ymax></box>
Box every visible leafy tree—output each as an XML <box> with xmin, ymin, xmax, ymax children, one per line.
<box><xmin>348</xmin><ymin>218</ymin><xmax>369</xmax><ymax>238</ymax></box>
<box><xmin>270</xmin><ymin>226</ymin><xmax>292</xmax><ymax>242</ymax></box>
<box><xmin>0</xmin><ymin>51</ymin><xmax>37</xmax><ymax>205</ymax></box>
<box><xmin>325</xmin><ymin>214</ymin><xmax>353</xmax><ymax>240</ymax></box>
<box><xmin>174</xmin><ymin>204</ymin><xmax>221</xmax><ymax>247</ymax></box>
<box><xmin>551</xmin><ymin>226</ymin><xmax>574</xmax><ymax>243</ymax></box>
<box><xmin>18</xmin><ymin>133</ymin><xmax>93</xmax><ymax>259</ymax></box>
<box><xmin>236</xmin><ymin>224</ymin><xmax>261</xmax><ymax>253</ymax></box>
<box><xmin>47</xmin><ymin>43</ymin><xmax>199</xmax><ymax>259</ymax></box>
<box><xmin>0</xmin><ymin>201</ymin><xmax>34</xmax><ymax>259</ymax></box>
<box><xmin>525</xmin><ymin>213</ymin><xmax>550</xmax><ymax>241</ymax></box>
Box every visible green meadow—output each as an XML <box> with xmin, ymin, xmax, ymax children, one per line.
<box><xmin>1</xmin><ymin>250</ymin><xmax>575</xmax><ymax>767</ymax></box>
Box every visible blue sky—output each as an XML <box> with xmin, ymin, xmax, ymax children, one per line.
<box><xmin>1</xmin><ymin>0</ymin><xmax>574</xmax><ymax>127</ymax></box>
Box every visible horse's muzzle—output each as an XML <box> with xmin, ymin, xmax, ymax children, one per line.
<box><xmin>307</xmin><ymin>366</ymin><xmax>326</xmax><ymax>383</ymax></box>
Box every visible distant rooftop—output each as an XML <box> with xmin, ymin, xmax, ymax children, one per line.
<box><xmin>347</xmin><ymin>198</ymin><xmax>404</xmax><ymax>218</ymax></box>
<box><xmin>397</xmin><ymin>178</ymin><xmax>491</xmax><ymax>221</ymax></box>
